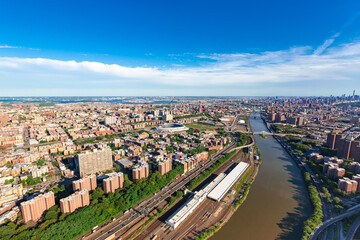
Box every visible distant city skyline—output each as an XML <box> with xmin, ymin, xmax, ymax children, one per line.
<box><xmin>0</xmin><ymin>0</ymin><xmax>360</xmax><ymax>96</ymax></box>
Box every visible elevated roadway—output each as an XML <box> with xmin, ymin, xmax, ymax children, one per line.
<box><xmin>309</xmin><ymin>204</ymin><xmax>360</xmax><ymax>240</ymax></box>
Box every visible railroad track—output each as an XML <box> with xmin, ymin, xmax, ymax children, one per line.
<box><xmin>87</xmin><ymin>142</ymin><xmax>239</xmax><ymax>240</ymax></box>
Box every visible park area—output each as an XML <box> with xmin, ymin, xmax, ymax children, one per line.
<box><xmin>185</xmin><ymin>123</ymin><xmax>217</xmax><ymax>131</ymax></box>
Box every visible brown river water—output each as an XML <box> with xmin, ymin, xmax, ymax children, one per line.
<box><xmin>211</xmin><ymin>112</ymin><xmax>312</xmax><ymax>240</ymax></box>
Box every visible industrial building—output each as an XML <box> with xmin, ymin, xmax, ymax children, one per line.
<box><xmin>166</xmin><ymin>173</ymin><xmax>225</xmax><ymax>229</ymax></box>
<box><xmin>207</xmin><ymin>162</ymin><xmax>249</xmax><ymax>202</ymax></box>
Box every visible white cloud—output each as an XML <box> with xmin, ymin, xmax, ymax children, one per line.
<box><xmin>0</xmin><ymin>40</ymin><xmax>359</xmax><ymax>94</ymax></box>
<box><xmin>0</xmin><ymin>45</ymin><xmax>19</xmax><ymax>49</ymax></box>
<box><xmin>313</xmin><ymin>32</ymin><xmax>341</xmax><ymax>55</ymax></box>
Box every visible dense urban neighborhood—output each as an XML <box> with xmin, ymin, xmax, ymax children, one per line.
<box><xmin>1</xmin><ymin>95</ymin><xmax>360</xmax><ymax>240</ymax></box>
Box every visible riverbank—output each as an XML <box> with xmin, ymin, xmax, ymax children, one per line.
<box><xmin>211</xmin><ymin>112</ymin><xmax>311</xmax><ymax>240</ymax></box>
<box><xmin>193</xmin><ymin>152</ymin><xmax>261</xmax><ymax>240</ymax></box>
<box><xmin>261</xmin><ymin>116</ymin><xmax>326</xmax><ymax>239</ymax></box>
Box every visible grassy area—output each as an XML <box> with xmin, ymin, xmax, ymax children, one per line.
<box><xmin>236</xmin><ymin>132</ymin><xmax>248</xmax><ymax>146</ymax></box>
<box><xmin>194</xmin><ymin>224</ymin><xmax>220</xmax><ymax>240</ymax></box>
<box><xmin>234</xmin><ymin>164</ymin><xmax>254</xmax><ymax>194</ymax></box>
<box><xmin>271</xmin><ymin>124</ymin><xmax>308</xmax><ymax>135</ymax></box>
<box><xmin>319</xmin><ymin>146</ymin><xmax>337</xmax><ymax>157</ymax></box>
<box><xmin>233</xmin><ymin>179</ymin><xmax>254</xmax><ymax>210</ymax></box>
<box><xmin>186</xmin><ymin>123</ymin><xmax>217</xmax><ymax>131</ymax></box>
<box><xmin>283</xmin><ymin>135</ymin><xmax>317</xmax><ymax>155</ymax></box>
<box><xmin>255</xmin><ymin>146</ymin><xmax>262</xmax><ymax>162</ymax></box>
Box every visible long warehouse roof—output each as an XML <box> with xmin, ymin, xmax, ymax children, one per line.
<box><xmin>166</xmin><ymin>173</ymin><xmax>225</xmax><ymax>229</ymax></box>
<box><xmin>207</xmin><ymin>162</ymin><xmax>249</xmax><ymax>201</ymax></box>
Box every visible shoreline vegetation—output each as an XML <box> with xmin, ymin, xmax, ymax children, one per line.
<box><xmin>262</xmin><ymin>116</ymin><xmax>323</xmax><ymax>240</ymax></box>
<box><xmin>302</xmin><ymin>172</ymin><xmax>323</xmax><ymax>240</ymax></box>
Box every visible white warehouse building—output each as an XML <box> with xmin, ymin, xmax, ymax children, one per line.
<box><xmin>207</xmin><ymin>162</ymin><xmax>249</xmax><ymax>202</ymax></box>
<box><xmin>166</xmin><ymin>173</ymin><xmax>225</xmax><ymax>229</ymax></box>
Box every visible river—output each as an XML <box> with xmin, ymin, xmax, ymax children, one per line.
<box><xmin>211</xmin><ymin>112</ymin><xmax>312</xmax><ymax>240</ymax></box>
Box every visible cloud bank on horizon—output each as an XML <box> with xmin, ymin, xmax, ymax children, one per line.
<box><xmin>0</xmin><ymin>38</ymin><xmax>360</xmax><ymax>96</ymax></box>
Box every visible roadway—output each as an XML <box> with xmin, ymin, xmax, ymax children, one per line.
<box><xmin>82</xmin><ymin>140</ymin><xmax>251</xmax><ymax>240</ymax></box>
<box><xmin>309</xmin><ymin>204</ymin><xmax>360</xmax><ymax>240</ymax></box>
<box><xmin>345</xmin><ymin>215</ymin><xmax>360</xmax><ymax>240</ymax></box>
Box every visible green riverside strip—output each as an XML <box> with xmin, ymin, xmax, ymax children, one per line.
<box><xmin>301</xmin><ymin>172</ymin><xmax>324</xmax><ymax>240</ymax></box>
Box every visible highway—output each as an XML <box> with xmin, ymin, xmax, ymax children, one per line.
<box><xmin>309</xmin><ymin>204</ymin><xmax>360</xmax><ymax>240</ymax></box>
<box><xmin>82</xmin><ymin>138</ymin><xmax>253</xmax><ymax>240</ymax></box>
<box><xmin>344</xmin><ymin>215</ymin><xmax>360</xmax><ymax>240</ymax></box>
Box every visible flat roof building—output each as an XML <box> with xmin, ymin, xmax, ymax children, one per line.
<box><xmin>103</xmin><ymin>172</ymin><xmax>124</xmax><ymax>194</ymax></box>
<box><xmin>72</xmin><ymin>174</ymin><xmax>97</xmax><ymax>192</ymax></box>
<box><xmin>75</xmin><ymin>148</ymin><xmax>112</xmax><ymax>176</ymax></box>
<box><xmin>132</xmin><ymin>161</ymin><xmax>149</xmax><ymax>180</ymax></box>
<box><xmin>60</xmin><ymin>189</ymin><xmax>89</xmax><ymax>214</ymax></box>
<box><xmin>166</xmin><ymin>173</ymin><xmax>225</xmax><ymax>229</ymax></box>
<box><xmin>21</xmin><ymin>191</ymin><xmax>55</xmax><ymax>223</ymax></box>
<box><xmin>208</xmin><ymin>162</ymin><xmax>249</xmax><ymax>201</ymax></box>
<box><xmin>158</xmin><ymin>158</ymin><xmax>172</xmax><ymax>175</ymax></box>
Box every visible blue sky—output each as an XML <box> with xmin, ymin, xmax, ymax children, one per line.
<box><xmin>0</xmin><ymin>0</ymin><xmax>360</xmax><ymax>96</ymax></box>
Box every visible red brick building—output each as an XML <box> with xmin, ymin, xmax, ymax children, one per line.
<box><xmin>72</xmin><ymin>174</ymin><xmax>97</xmax><ymax>192</ymax></box>
<box><xmin>103</xmin><ymin>172</ymin><xmax>124</xmax><ymax>194</ymax></box>
<box><xmin>20</xmin><ymin>191</ymin><xmax>55</xmax><ymax>223</ymax></box>
<box><xmin>60</xmin><ymin>189</ymin><xmax>89</xmax><ymax>214</ymax></box>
